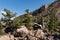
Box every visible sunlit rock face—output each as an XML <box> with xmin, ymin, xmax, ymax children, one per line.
<box><xmin>16</xmin><ymin>25</ymin><xmax>29</xmax><ymax>37</ymax></box>
<box><xmin>35</xmin><ymin>29</ymin><xmax>44</xmax><ymax>38</ymax></box>
<box><xmin>17</xmin><ymin>25</ymin><xmax>29</xmax><ymax>34</ymax></box>
<box><xmin>0</xmin><ymin>35</ymin><xmax>14</xmax><ymax>40</ymax></box>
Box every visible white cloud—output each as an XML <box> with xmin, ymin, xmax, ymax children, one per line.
<box><xmin>0</xmin><ymin>11</ymin><xmax>6</xmax><ymax>18</ymax></box>
<box><xmin>0</xmin><ymin>12</ymin><xmax>3</xmax><ymax>18</ymax></box>
<box><xmin>0</xmin><ymin>11</ymin><xmax>6</xmax><ymax>15</ymax></box>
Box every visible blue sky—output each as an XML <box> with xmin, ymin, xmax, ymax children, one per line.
<box><xmin>0</xmin><ymin>0</ymin><xmax>55</xmax><ymax>18</ymax></box>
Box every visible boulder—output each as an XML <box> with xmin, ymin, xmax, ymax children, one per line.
<box><xmin>16</xmin><ymin>25</ymin><xmax>29</xmax><ymax>37</ymax></box>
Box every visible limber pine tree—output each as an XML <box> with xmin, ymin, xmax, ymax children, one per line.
<box><xmin>24</xmin><ymin>9</ymin><xmax>33</xmax><ymax>30</ymax></box>
<box><xmin>1</xmin><ymin>9</ymin><xmax>17</xmax><ymax>35</ymax></box>
<box><xmin>1</xmin><ymin>9</ymin><xmax>16</xmax><ymax>28</ymax></box>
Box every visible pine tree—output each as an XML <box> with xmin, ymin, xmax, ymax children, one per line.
<box><xmin>1</xmin><ymin>9</ymin><xmax>16</xmax><ymax>28</ymax></box>
<box><xmin>24</xmin><ymin>9</ymin><xmax>33</xmax><ymax>30</ymax></box>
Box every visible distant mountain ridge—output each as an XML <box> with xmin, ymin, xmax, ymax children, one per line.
<box><xmin>16</xmin><ymin>0</ymin><xmax>60</xmax><ymax>18</ymax></box>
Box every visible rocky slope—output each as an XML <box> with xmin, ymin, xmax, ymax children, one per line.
<box><xmin>0</xmin><ymin>0</ymin><xmax>60</xmax><ymax>40</ymax></box>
